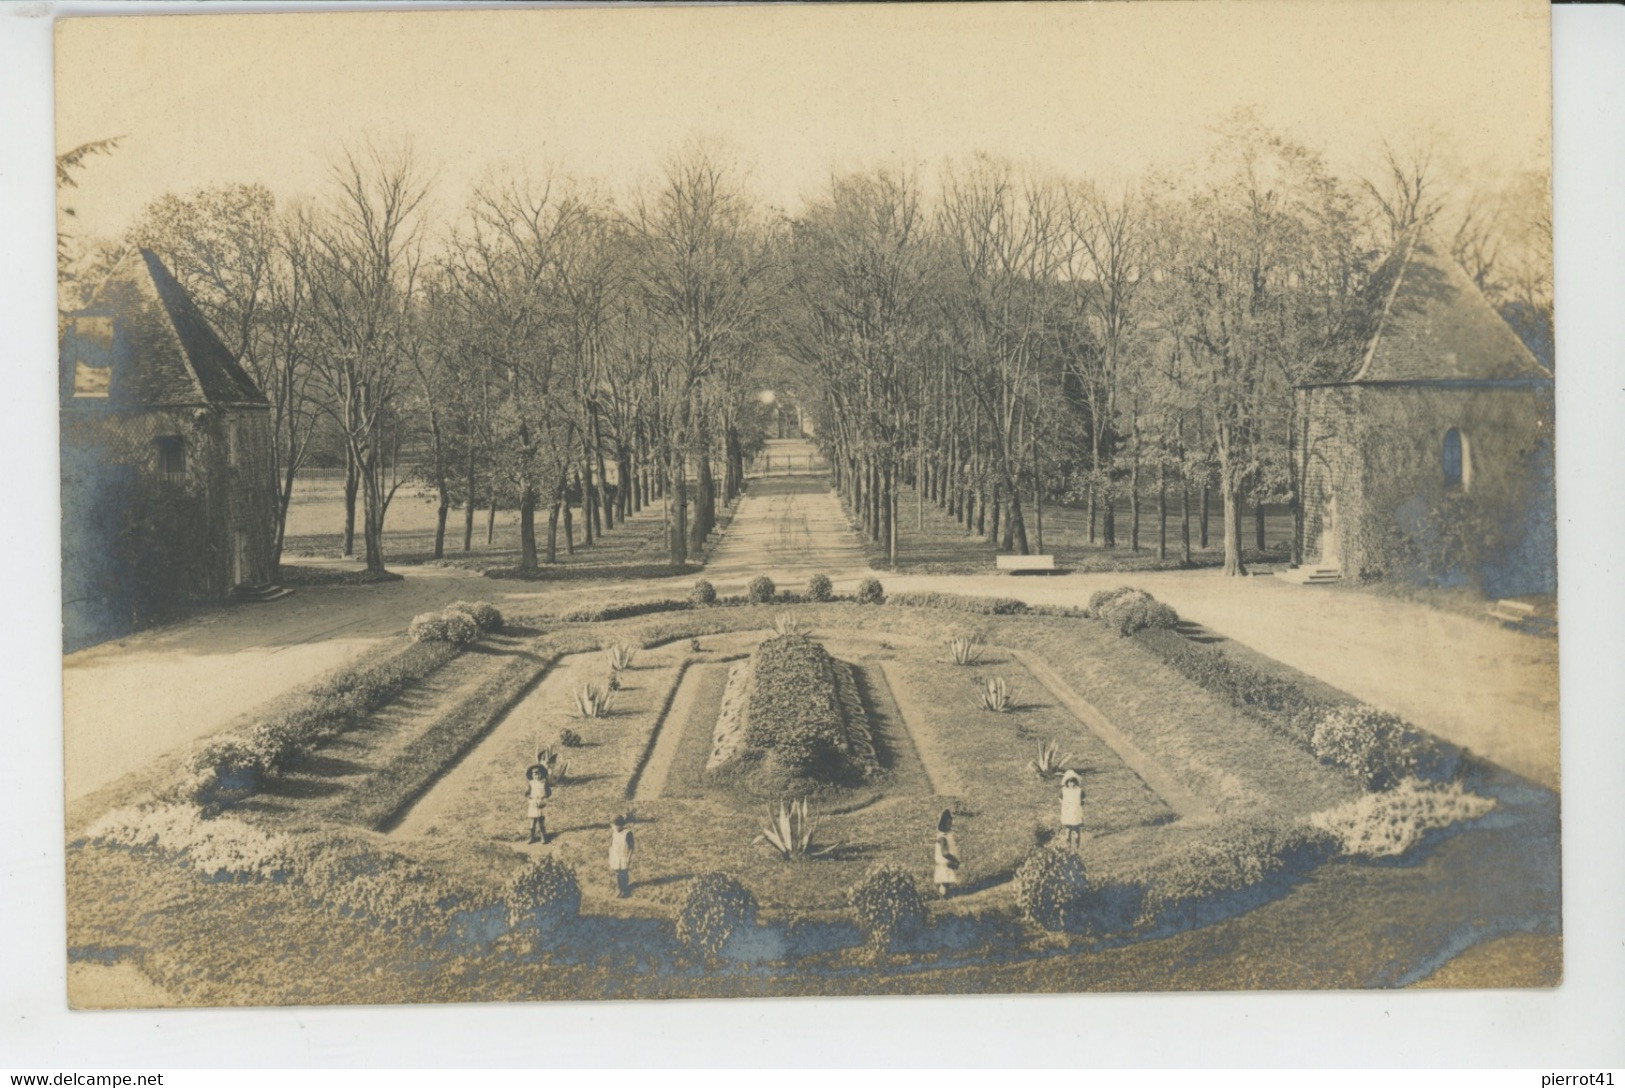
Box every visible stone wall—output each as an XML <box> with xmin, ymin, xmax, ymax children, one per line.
<box><xmin>1300</xmin><ymin>381</ymin><xmax>1555</xmax><ymax>596</ymax></box>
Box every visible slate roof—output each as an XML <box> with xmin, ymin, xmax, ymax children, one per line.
<box><xmin>1342</xmin><ymin>232</ymin><xmax>1551</xmax><ymax>385</ymax></box>
<box><xmin>60</xmin><ymin>249</ymin><xmax>269</xmax><ymax>410</ymax></box>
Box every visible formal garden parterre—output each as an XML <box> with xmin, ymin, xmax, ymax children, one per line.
<box><xmin>66</xmin><ymin>578</ymin><xmax>1556</xmax><ymax>1003</ymax></box>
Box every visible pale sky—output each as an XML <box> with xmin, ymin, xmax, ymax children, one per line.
<box><xmin>56</xmin><ymin>1</ymin><xmax>1552</xmax><ymax>243</ymax></box>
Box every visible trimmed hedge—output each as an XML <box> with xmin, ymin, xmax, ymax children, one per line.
<box><xmin>1136</xmin><ymin>815</ymin><xmax>1337</xmax><ymax>930</ymax></box>
<box><xmin>178</xmin><ymin>640</ymin><xmax>460</xmax><ymax>811</ymax></box>
<box><xmin>887</xmin><ymin>591</ymin><xmax>1029</xmax><ymax>615</ymax></box>
<box><xmin>805</xmin><ymin>573</ymin><xmax>834</xmax><ymax>602</ymax></box>
<box><xmin>1137</xmin><ymin>628</ymin><xmax>1461</xmax><ymax>791</ymax></box>
<box><xmin>676</xmin><ymin>872</ymin><xmax>759</xmax><ymax>959</ymax></box>
<box><xmin>744</xmin><ymin>634</ymin><xmax>848</xmax><ymax>777</ymax></box>
<box><xmin>561</xmin><ymin>598</ymin><xmax>692</xmax><ymax>623</ymax></box>
<box><xmin>688</xmin><ymin>579</ymin><xmax>718</xmax><ymax>605</ymax></box>
<box><xmin>747</xmin><ymin>575</ymin><xmax>777</xmax><ymax>604</ymax></box>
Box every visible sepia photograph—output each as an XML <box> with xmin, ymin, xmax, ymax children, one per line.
<box><xmin>48</xmin><ymin>0</ymin><xmax>1573</xmax><ymax>1016</ymax></box>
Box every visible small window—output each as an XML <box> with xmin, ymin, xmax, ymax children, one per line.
<box><xmin>155</xmin><ymin>436</ymin><xmax>187</xmax><ymax>484</ymax></box>
<box><xmin>72</xmin><ymin>361</ymin><xmax>111</xmax><ymax>398</ymax></box>
<box><xmin>1442</xmin><ymin>428</ymin><xmax>1471</xmax><ymax>491</ymax></box>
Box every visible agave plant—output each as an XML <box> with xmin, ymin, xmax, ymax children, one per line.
<box><xmin>605</xmin><ymin>642</ymin><xmax>637</xmax><ymax>672</ymax></box>
<box><xmin>1028</xmin><ymin>740</ymin><xmax>1077</xmax><ymax>779</ymax></box>
<box><xmin>973</xmin><ymin>675</ymin><xmax>1016</xmax><ymax>713</ymax></box>
<box><xmin>772</xmin><ymin>613</ymin><xmax>805</xmax><ymax>637</ymax></box>
<box><xmin>573</xmin><ymin>682</ymin><xmax>614</xmax><ymax>719</ymax></box>
<box><xmin>536</xmin><ymin>747</ymin><xmax>570</xmax><ymax>785</ymax></box>
<box><xmin>756</xmin><ymin>798</ymin><xmax>835</xmax><ymax>861</ymax></box>
<box><xmin>948</xmin><ymin>634</ymin><xmax>983</xmax><ymax>666</ymax></box>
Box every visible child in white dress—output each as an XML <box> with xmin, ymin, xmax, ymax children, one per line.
<box><xmin>933</xmin><ymin>809</ymin><xmax>960</xmax><ymax>898</ymax></box>
<box><xmin>1060</xmin><ymin>770</ymin><xmax>1086</xmax><ymax>848</ymax></box>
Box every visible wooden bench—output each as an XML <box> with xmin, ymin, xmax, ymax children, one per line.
<box><xmin>995</xmin><ymin>553</ymin><xmax>1057</xmax><ymax>573</ymax></box>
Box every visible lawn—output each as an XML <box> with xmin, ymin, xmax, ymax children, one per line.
<box><xmin>861</xmin><ymin>483</ymin><xmax>1296</xmax><ymax>574</ymax></box>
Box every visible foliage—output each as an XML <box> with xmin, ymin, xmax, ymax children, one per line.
<box><xmin>1137</xmin><ymin>815</ymin><xmax>1338</xmax><ymax>927</ymax></box>
<box><xmin>973</xmin><ymin>675</ymin><xmax>1016</xmax><ymax>713</ymax></box>
<box><xmin>177</xmin><ymin>640</ymin><xmax>458</xmax><ymax>811</ymax></box>
<box><xmin>560</xmin><ymin>598</ymin><xmax>692</xmax><ymax>623</ymax></box>
<box><xmin>572</xmin><ymin>682</ymin><xmax>614</xmax><ymax>719</ymax></box>
<box><xmin>747</xmin><ymin>574</ymin><xmax>777</xmax><ymax>603</ymax></box>
<box><xmin>84</xmin><ymin>803</ymin><xmax>292</xmax><ymax>882</ymax></box>
<box><xmin>1028</xmin><ymin>740</ymin><xmax>1077</xmax><ymax>779</ymax></box>
<box><xmin>1310</xmin><ymin>706</ymin><xmax>1462</xmax><ymax>792</ymax></box>
<box><xmin>504</xmin><ymin>855</ymin><xmax>582</xmax><ymax>936</ymax></box>
<box><xmin>1310</xmin><ymin>777</ymin><xmax>1496</xmax><ymax>859</ymax></box>
<box><xmin>408</xmin><ymin>608</ymin><xmax>482</xmax><ymax>646</ymax></box>
<box><xmin>688</xmin><ymin>579</ymin><xmax>718</xmax><ymax>605</ymax></box>
<box><xmin>1014</xmin><ymin>848</ymin><xmax>1092</xmax><ymax>933</ymax></box>
<box><xmin>771</xmin><ymin>613</ymin><xmax>805</xmax><ymax>637</ymax></box>
<box><xmin>805</xmin><ymin>573</ymin><xmax>834</xmax><ymax>602</ymax></box>
<box><xmin>557</xmin><ymin>728</ymin><xmax>584</xmax><ymax>749</ymax></box>
<box><xmin>948</xmin><ymin>634</ymin><xmax>983</xmax><ymax>666</ymax></box>
<box><xmin>444</xmin><ymin>600</ymin><xmax>504</xmax><ymax>632</ymax></box>
<box><xmin>847</xmin><ymin>864</ymin><xmax>926</xmax><ymax>949</ymax></box>
<box><xmin>854</xmin><ymin>577</ymin><xmax>886</xmax><ymax>605</ymax></box>
<box><xmin>744</xmin><ymin>634</ymin><xmax>850</xmax><ymax>778</ymax></box>
<box><xmin>1139</xmin><ymin>632</ymin><xmax>1325</xmax><ymax>746</ymax></box>
<box><xmin>604</xmin><ymin>642</ymin><xmax>637</xmax><ymax>671</ymax></box>
<box><xmin>1088</xmin><ymin>586</ymin><xmax>1144</xmax><ymax>615</ymax></box>
<box><xmin>675</xmin><ymin>872</ymin><xmax>759</xmax><ymax>959</ymax></box>
<box><xmin>889</xmin><ymin>591</ymin><xmax>1027</xmax><ymax>615</ymax></box>
<box><xmin>756</xmin><ymin>798</ymin><xmax>835</xmax><ymax>861</ymax></box>
<box><xmin>1093</xmin><ymin>589</ymin><xmax>1179</xmax><ymax>637</ymax></box>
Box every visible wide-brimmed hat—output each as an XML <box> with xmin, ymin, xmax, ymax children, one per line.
<box><xmin>1061</xmin><ymin>770</ymin><xmax>1082</xmax><ymax>785</ymax></box>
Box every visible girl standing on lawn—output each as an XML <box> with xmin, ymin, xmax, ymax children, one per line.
<box><xmin>933</xmin><ymin>809</ymin><xmax>960</xmax><ymax>898</ymax></box>
<box><xmin>1060</xmin><ymin>770</ymin><xmax>1086</xmax><ymax>848</ymax></box>
<box><xmin>609</xmin><ymin>815</ymin><xmax>636</xmax><ymax>898</ymax></box>
<box><xmin>524</xmin><ymin>763</ymin><xmax>551</xmax><ymax>844</ymax></box>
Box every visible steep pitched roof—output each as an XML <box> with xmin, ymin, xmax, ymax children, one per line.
<box><xmin>60</xmin><ymin>248</ymin><xmax>269</xmax><ymax>409</ymax></box>
<box><xmin>1346</xmin><ymin>232</ymin><xmax>1551</xmax><ymax>384</ymax></box>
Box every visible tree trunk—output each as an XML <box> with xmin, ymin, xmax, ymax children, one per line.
<box><xmin>579</xmin><ymin>459</ymin><xmax>596</xmax><ymax>546</ymax></box>
<box><xmin>1218</xmin><ymin>437</ymin><xmax>1247</xmax><ymax>577</ymax></box>
<box><xmin>360</xmin><ymin>455</ymin><xmax>387</xmax><ymax>574</ymax></box>
<box><xmin>545</xmin><ymin>500</ymin><xmax>559</xmax><ymax>564</ymax></box>
<box><xmin>1032</xmin><ymin>431</ymin><xmax>1043</xmax><ymax>555</ymax></box>
<box><xmin>669</xmin><ymin>457</ymin><xmax>689</xmax><ymax>566</ymax></box>
<box><xmin>519</xmin><ymin>489</ymin><xmax>539</xmax><ymax>571</ymax></box>
<box><xmin>462</xmin><ymin>443</ymin><xmax>476</xmax><ymax>552</ymax></box>
<box><xmin>988</xmin><ymin>481</ymin><xmax>1000</xmax><ymax>546</ymax></box>
<box><xmin>563</xmin><ymin>498</ymin><xmax>575</xmax><ymax>555</ymax></box>
<box><xmin>434</xmin><ymin>493</ymin><xmax>449</xmax><ymax>561</ymax></box>
<box><xmin>1254</xmin><ymin>500</ymin><xmax>1266</xmax><ymax>554</ymax></box>
<box><xmin>1129</xmin><ymin>444</ymin><xmax>1141</xmax><ymax>552</ymax></box>
<box><xmin>1200</xmin><ymin>484</ymin><xmax>1210</xmax><ymax>549</ymax></box>
<box><xmin>1181</xmin><ymin>473</ymin><xmax>1192</xmax><ymax>566</ymax></box>
<box><xmin>1157</xmin><ymin>460</ymin><xmax>1167</xmax><ymax>561</ymax></box>
<box><xmin>342</xmin><ymin>448</ymin><xmax>359</xmax><ymax>557</ymax></box>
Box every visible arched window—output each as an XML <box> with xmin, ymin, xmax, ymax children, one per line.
<box><xmin>1442</xmin><ymin>428</ymin><xmax>1470</xmax><ymax>491</ymax></box>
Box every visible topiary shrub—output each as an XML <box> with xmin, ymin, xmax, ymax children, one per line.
<box><xmin>444</xmin><ymin>600</ymin><xmax>504</xmax><ymax>632</ymax></box>
<box><xmin>1014</xmin><ymin>847</ymin><xmax>1092</xmax><ymax>932</ymax></box>
<box><xmin>689</xmin><ymin>579</ymin><xmax>718</xmax><ymax>606</ymax></box>
<box><xmin>805</xmin><ymin>573</ymin><xmax>834</xmax><ymax>602</ymax></box>
<box><xmin>855</xmin><ymin>577</ymin><xmax>885</xmax><ymax>605</ymax></box>
<box><xmin>746</xmin><ymin>575</ymin><xmax>776</xmax><ymax>604</ymax></box>
<box><xmin>1088</xmin><ymin>585</ymin><xmax>1142</xmax><ymax>616</ymax></box>
<box><xmin>1094</xmin><ymin>589</ymin><xmax>1179</xmax><ymax>637</ymax></box>
<box><xmin>505</xmin><ymin>855</ymin><xmax>581</xmax><ymax>938</ymax></box>
<box><xmin>675</xmin><ymin>872</ymin><xmax>759</xmax><ymax>960</ymax></box>
<box><xmin>848</xmin><ymin>864</ymin><xmax>926</xmax><ymax>950</ymax></box>
<box><xmin>1310</xmin><ymin>705</ymin><xmax>1460</xmax><ymax>791</ymax></box>
<box><xmin>887</xmin><ymin>591</ymin><xmax>1027</xmax><ymax>615</ymax></box>
<box><xmin>408</xmin><ymin>609</ymin><xmax>481</xmax><ymax>646</ymax></box>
